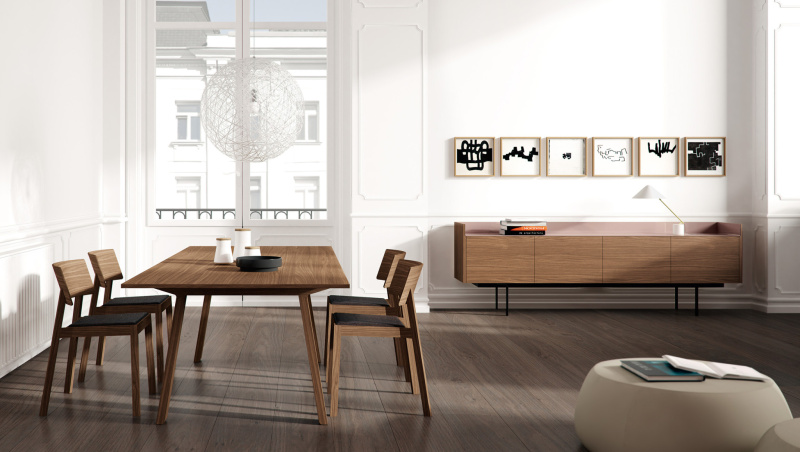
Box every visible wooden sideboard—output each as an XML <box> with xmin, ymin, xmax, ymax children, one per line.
<box><xmin>454</xmin><ymin>222</ymin><xmax>742</xmax><ymax>315</ymax></box>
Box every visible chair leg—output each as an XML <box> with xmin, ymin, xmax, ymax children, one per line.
<box><xmin>401</xmin><ymin>339</ymin><xmax>412</xmax><ymax>383</ymax></box>
<box><xmin>329</xmin><ymin>326</ymin><xmax>343</xmax><ymax>417</ymax></box>
<box><xmin>78</xmin><ymin>336</ymin><xmax>92</xmax><ymax>382</ymax></box>
<box><xmin>410</xmin><ymin>334</ymin><xmax>431</xmax><ymax>416</ymax></box>
<box><xmin>96</xmin><ymin>336</ymin><xmax>106</xmax><ymax>365</ymax></box>
<box><xmin>394</xmin><ymin>338</ymin><xmax>404</xmax><ymax>366</ymax></box>
<box><xmin>405</xmin><ymin>338</ymin><xmax>419</xmax><ymax>395</ymax></box>
<box><xmin>165</xmin><ymin>303</ymin><xmax>173</xmax><ymax>338</ymax></box>
<box><xmin>154</xmin><ymin>312</ymin><xmax>165</xmax><ymax>384</ymax></box>
<box><xmin>130</xmin><ymin>332</ymin><xmax>141</xmax><ymax>417</ymax></box>
<box><xmin>39</xmin><ymin>337</ymin><xmax>61</xmax><ymax>416</ymax></box>
<box><xmin>64</xmin><ymin>337</ymin><xmax>78</xmax><ymax>394</ymax></box>
<box><xmin>323</xmin><ymin>302</ymin><xmax>331</xmax><ymax>367</ymax></box>
<box><xmin>145</xmin><ymin>324</ymin><xmax>156</xmax><ymax>395</ymax></box>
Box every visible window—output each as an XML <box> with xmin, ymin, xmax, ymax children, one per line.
<box><xmin>151</xmin><ymin>0</ymin><xmax>327</xmax><ymax>223</ymax></box>
<box><xmin>296</xmin><ymin>101</ymin><xmax>319</xmax><ymax>142</ymax></box>
<box><xmin>175</xmin><ymin>176</ymin><xmax>201</xmax><ymax>209</ymax></box>
<box><xmin>176</xmin><ymin>101</ymin><xmax>201</xmax><ymax>141</ymax></box>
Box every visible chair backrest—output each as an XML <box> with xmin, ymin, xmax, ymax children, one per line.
<box><xmin>376</xmin><ymin>249</ymin><xmax>406</xmax><ymax>288</ymax></box>
<box><xmin>387</xmin><ymin>260</ymin><xmax>423</xmax><ymax>308</ymax></box>
<box><xmin>52</xmin><ymin>260</ymin><xmax>95</xmax><ymax>305</ymax></box>
<box><xmin>88</xmin><ymin>249</ymin><xmax>124</xmax><ymax>285</ymax></box>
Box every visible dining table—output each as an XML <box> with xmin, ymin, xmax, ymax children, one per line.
<box><xmin>121</xmin><ymin>245</ymin><xmax>350</xmax><ymax>425</ymax></box>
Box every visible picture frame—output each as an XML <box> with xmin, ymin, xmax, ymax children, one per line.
<box><xmin>638</xmin><ymin>137</ymin><xmax>680</xmax><ymax>177</ymax></box>
<box><xmin>592</xmin><ymin>137</ymin><xmax>633</xmax><ymax>177</ymax></box>
<box><xmin>685</xmin><ymin>137</ymin><xmax>726</xmax><ymax>177</ymax></box>
<box><xmin>454</xmin><ymin>137</ymin><xmax>495</xmax><ymax>176</ymax></box>
<box><xmin>499</xmin><ymin>137</ymin><xmax>542</xmax><ymax>176</ymax></box>
<box><xmin>546</xmin><ymin>137</ymin><xmax>587</xmax><ymax>177</ymax></box>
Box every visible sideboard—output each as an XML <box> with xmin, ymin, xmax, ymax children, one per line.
<box><xmin>454</xmin><ymin>222</ymin><xmax>743</xmax><ymax>315</ymax></box>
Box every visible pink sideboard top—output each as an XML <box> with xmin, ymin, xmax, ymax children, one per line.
<box><xmin>462</xmin><ymin>222</ymin><xmax>741</xmax><ymax>237</ymax></box>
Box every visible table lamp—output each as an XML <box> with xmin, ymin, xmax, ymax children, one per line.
<box><xmin>633</xmin><ymin>185</ymin><xmax>684</xmax><ymax>235</ymax></box>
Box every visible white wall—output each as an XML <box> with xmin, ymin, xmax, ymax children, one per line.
<box><xmin>0</xmin><ymin>0</ymin><xmax>126</xmax><ymax>378</ymax></box>
<box><xmin>347</xmin><ymin>0</ymin><xmax>772</xmax><ymax>311</ymax></box>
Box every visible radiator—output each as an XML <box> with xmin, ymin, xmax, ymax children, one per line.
<box><xmin>0</xmin><ymin>244</ymin><xmax>56</xmax><ymax>378</ymax></box>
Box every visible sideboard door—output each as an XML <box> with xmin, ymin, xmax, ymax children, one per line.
<box><xmin>465</xmin><ymin>236</ymin><xmax>535</xmax><ymax>283</ymax></box>
<box><xmin>535</xmin><ymin>237</ymin><xmax>602</xmax><ymax>283</ymax></box>
<box><xmin>603</xmin><ymin>237</ymin><xmax>671</xmax><ymax>283</ymax></box>
<box><xmin>671</xmin><ymin>236</ymin><xmax>741</xmax><ymax>283</ymax></box>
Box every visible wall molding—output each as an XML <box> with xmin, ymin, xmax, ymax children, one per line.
<box><xmin>773</xmin><ymin>24</ymin><xmax>800</xmax><ymax>200</ymax></box>
<box><xmin>357</xmin><ymin>0</ymin><xmax>423</xmax><ymax>8</ymax></box>
<box><xmin>356</xmin><ymin>24</ymin><xmax>425</xmax><ymax>201</ymax></box>
<box><xmin>0</xmin><ymin>215</ymin><xmax>126</xmax><ymax>244</ymax></box>
<box><xmin>774</xmin><ymin>225</ymin><xmax>800</xmax><ymax>293</ymax></box>
<box><xmin>356</xmin><ymin>224</ymin><xmax>425</xmax><ymax>294</ymax></box>
<box><xmin>774</xmin><ymin>0</ymin><xmax>800</xmax><ymax>7</ymax></box>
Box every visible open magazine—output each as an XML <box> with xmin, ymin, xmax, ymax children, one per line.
<box><xmin>663</xmin><ymin>355</ymin><xmax>768</xmax><ymax>381</ymax></box>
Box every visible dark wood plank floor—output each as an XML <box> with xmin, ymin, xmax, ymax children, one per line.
<box><xmin>1</xmin><ymin>307</ymin><xmax>799</xmax><ymax>451</ymax></box>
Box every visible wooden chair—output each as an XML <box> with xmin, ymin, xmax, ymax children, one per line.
<box><xmin>40</xmin><ymin>259</ymin><xmax>156</xmax><ymax>417</ymax></box>
<box><xmin>78</xmin><ymin>249</ymin><xmax>171</xmax><ymax>384</ymax></box>
<box><xmin>328</xmin><ymin>259</ymin><xmax>431</xmax><ymax>417</ymax></box>
<box><xmin>323</xmin><ymin>249</ymin><xmax>406</xmax><ymax>379</ymax></box>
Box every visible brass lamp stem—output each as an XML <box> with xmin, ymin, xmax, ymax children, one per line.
<box><xmin>660</xmin><ymin>199</ymin><xmax>683</xmax><ymax>224</ymax></box>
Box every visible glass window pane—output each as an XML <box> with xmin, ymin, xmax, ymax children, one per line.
<box><xmin>251</xmin><ymin>0</ymin><xmax>326</xmax><ymax>22</ymax></box>
<box><xmin>177</xmin><ymin>116</ymin><xmax>187</xmax><ymax>140</ymax></box>
<box><xmin>190</xmin><ymin>116</ymin><xmax>201</xmax><ymax>140</ymax></box>
<box><xmin>155</xmin><ymin>29</ymin><xmax>237</xmax><ymax>220</ymax></box>
<box><xmin>248</xmin><ymin>28</ymin><xmax>326</xmax><ymax>220</ymax></box>
<box><xmin>157</xmin><ymin>0</ymin><xmax>236</xmax><ymax>23</ymax></box>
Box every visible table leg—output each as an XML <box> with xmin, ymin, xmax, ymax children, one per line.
<box><xmin>298</xmin><ymin>293</ymin><xmax>328</xmax><ymax>425</ymax></box>
<box><xmin>157</xmin><ymin>293</ymin><xmax>187</xmax><ymax>425</ymax></box>
<box><xmin>194</xmin><ymin>294</ymin><xmax>212</xmax><ymax>363</ymax></box>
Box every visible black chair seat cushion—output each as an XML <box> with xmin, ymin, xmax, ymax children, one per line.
<box><xmin>333</xmin><ymin>313</ymin><xmax>405</xmax><ymax>328</ymax></box>
<box><xmin>106</xmin><ymin>295</ymin><xmax>170</xmax><ymax>306</ymax></box>
<box><xmin>70</xmin><ymin>312</ymin><xmax>149</xmax><ymax>327</ymax></box>
<box><xmin>328</xmin><ymin>295</ymin><xmax>389</xmax><ymax>307</ymax></box>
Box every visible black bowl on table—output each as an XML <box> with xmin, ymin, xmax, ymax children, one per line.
<box><xmin>236</xmin><ymin>256</ymin><xmax>282</xmax><ymax>272</ymax></box>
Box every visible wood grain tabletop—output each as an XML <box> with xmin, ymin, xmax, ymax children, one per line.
<box><xmin>121</xmin><ymin>246</ymin><xmax>349</xmax><ymax>291</ymax></box>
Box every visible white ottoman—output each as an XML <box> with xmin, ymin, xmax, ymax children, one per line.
<box><xmin>755</xmin><ymin>418</ymin><xmax>800</xmax><ymax>452</ymax></box>
<box><xmin>574</xmin><ymin>359</ymin><xmax>792</xmax><ymax>452</ymax></box>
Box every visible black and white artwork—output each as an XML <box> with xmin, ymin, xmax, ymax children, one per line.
<box><xmin>454</xmin><ymin>137</ymin><xmax>494</xmax><ymax>176</ymax></box>
<box><xmin>685</xmin><ymin>137</ymin><xmax>725</xmax><ymax>177</ymax></box>
<box><xmin>638</xmin><ymin>137</ymin><xmax>679</xmax><ymax>176</ymax></box>
<box><xmin>499</xmin><ymin>137</ymin><xmax>541</xmax><ymax>176</ymax></box>
<box><xmin>547</xmin><ymin>138</ymin><xmax>586</xmax><ymax>176</ymax></box>
<box><xmin>592</xmin><ymin>137</ymin><xmax>633</xmax><ymax>176</ymax></box>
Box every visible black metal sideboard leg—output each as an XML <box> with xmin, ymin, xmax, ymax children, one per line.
<box><xmin>495</xmin><ymin>287</ymin><xmax>499</xmax><ymax>310</ymax></box>
<box><xmin>694</xmin><ymin>287</ymin><xmax>699</xmax><ymax>316</ymax></box>
<box><xmin>675</xmin><ymin>287</ymin><xmax>679</xmax><ymax>310</ymax></box>
<box><xmin>505</xmin><ymin>286</ymin><xmax>509</xmax><ymax>316</ymax></box>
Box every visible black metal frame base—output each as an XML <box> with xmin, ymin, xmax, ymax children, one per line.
<box><xmin>474</xmin><ymin>283</ymin><xmax>725</xmax><ymax>316</ymax></box>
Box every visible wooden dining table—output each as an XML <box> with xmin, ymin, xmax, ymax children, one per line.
<box><xmin>121</xmin><ymin>246</ymin><xmax>349</xmax><ymax>425</ymax></box>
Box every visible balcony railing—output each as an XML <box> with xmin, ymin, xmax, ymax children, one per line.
<box><xmin>156</xmin><ymin>208</ymin><xmax>327</xmax><ymax>220</ymax></box>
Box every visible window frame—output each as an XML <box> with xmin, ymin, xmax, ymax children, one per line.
<box><xmin>146</xmin><ymin>0</ymin><xmax>332</xmax><ymax>228</ymax></box>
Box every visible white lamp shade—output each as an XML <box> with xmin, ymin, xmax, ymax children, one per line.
<box><xmin>633</xmin><ymin>185</ymin><xmax>665</xmax><ymax>200</ymax></box>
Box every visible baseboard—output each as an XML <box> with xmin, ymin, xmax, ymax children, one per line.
<box><xmin>0</xmin><ymin>341</ymin><xmax>50</xmax><ymax>380</ymax></box>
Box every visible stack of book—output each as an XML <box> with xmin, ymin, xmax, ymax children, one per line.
<box><xmin>500</xmin><ymin>219</ymin><xmax>547</xmax><ymax>235</ymax></box>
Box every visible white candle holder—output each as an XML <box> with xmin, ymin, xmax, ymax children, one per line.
<box><xmin>245</xmin><ymin>246</ymin><xmax>261</xmax><ymax>256</ymax></box>
<box><xmin>233</xmin><ymin>228</ymin><xmax>252</xmax><ymax>260</ymax></box>
<box><xmin>214</xmin><ymin>238</ymin><xmax>233</xmax><ymax>264</ymax></box>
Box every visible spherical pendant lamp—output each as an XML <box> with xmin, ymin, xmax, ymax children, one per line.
<box><xmin>201</xmin><ymin>58</ymin><xmax>304</xmax><ymax>162</ymax></box>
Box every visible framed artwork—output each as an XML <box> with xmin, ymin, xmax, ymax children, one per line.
<box><xmin>546</xmin><ymin>137</ymin><xmax>587</xmax><ymax>176</ymax></box>
<box><xmin>638</xmin><ymin>137</ymin><xmax>680</xmax><ymax>177</ymax></box>
<box><xmin>454</xmin><ymin>137</ymin><xmax>495</xmax><ymax>176</ymax></box>
<box><xmin>592</xmin><ymin>137</ymin><xmax>633</xmax><ymax>177</ymax></box>
<box><xmin>685</xmin><ymin>137</ymin><xmax>725</xmax><ymax>177</ymax></box>
<box><xmin>499</xmin><ymin>137</ymin><xmax>542</xmax><ymax>176</ymax></box>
